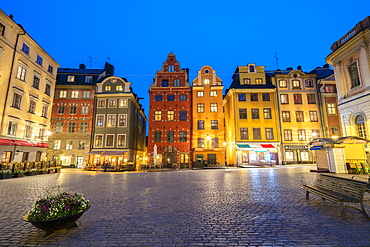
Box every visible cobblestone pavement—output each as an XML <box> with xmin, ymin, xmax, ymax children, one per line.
<box><xmin>1</xmin><ymin>166</ymin><xmax>370</xmax><ymax>246</ymax></box>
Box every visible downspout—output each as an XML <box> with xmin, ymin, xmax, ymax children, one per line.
<box><xmin>1</xmin><ymin>30</ymin><xmax>26</xmax><ymax>137</ymax></box>
<box><xmin>275</xmin><ymin>77</ymin><xmax>284</xmax><ymax>165</ymax></box>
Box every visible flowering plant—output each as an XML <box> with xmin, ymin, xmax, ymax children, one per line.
<box><xmin>26</xmin><ymin>188</ymin><xmax>90</xmax><ymax>221</ymax></box>
<box><xmin>14</xmin><ymin>170</ymin><xmax>24</xmax><ymax>174</ymax></box>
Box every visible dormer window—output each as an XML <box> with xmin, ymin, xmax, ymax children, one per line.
<box><xmin>292</xmin><ymin>80</ymin><xmax>301</xmax><ymax>89</ymax></box>
<box><xmin>249</xmin><ymin>64</ymin><xmax>255</xmax><ymax>73</ymax></box>
<box><xmin>204</xmin><ymin>78</ymin><xmax>210</xmax><ymax>85</ymax></box>
<box><xmin>242</xmin><ymin>78</ymin><xmax>250</xmax><ymax>85</ymax></box>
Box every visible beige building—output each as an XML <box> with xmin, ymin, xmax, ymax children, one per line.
<box><xmin>326</xmin><ymin>16</ymin><xmax>370</xmax><ymax>143</ymax></box>
<box><xmin>0</xmin><ymin>10</ymin><xmax>59</xmax><ymax>163</ymax></box>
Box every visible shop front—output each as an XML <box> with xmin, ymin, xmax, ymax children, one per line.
<box><xmin>0</xmin><ymin>138</ymin><xmax>48</xmax><ymax>163</ymax></box>
<box><xmin>87</xmin><ymin>150</ymin><xmax>127</xmax><ymax>171</ymax></box>
<box><xmin>236</xmin><ymin>143</ymin><xmax>279</xmax><ymax>166</ymax></box>
<box><xmin>283</xmin><ymin>145</ymin><xmax>311</xmax><ymax>164</ymax></box>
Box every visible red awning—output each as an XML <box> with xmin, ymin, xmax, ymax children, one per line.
<box><xmin>0</xmin><ymin>139</ymin><xmax>15</xmax><ymax>146</ymax></box>
<box><xmin>260</xmin><ymin>144</ymin><xmax>275</xmax><ymax>148</ymax></box>
<box><xmin>13</xmin><ymin>140</ymin><xmax>35</xmax><ymax>146</ymax></box>
<box><xmin>36</xmin><ymin>143</ymin><xmax>48</xmax><ymax>148</ymax></box>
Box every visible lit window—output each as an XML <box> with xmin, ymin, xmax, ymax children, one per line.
<box><xmin>298</xmin><ymin>129</ymin><xmax>306</xmax><ymax>141</ymax></box>
<box><xmin>242</xmin><ymin>78</ymin><xmax>250</xmax><ymax>85</ymax></box>
<box><xmin>296</xmin><ymin>111</ymin><xmax>304</xmax><ymax>122</ymax></box>
<box><xmin>59</xmin><ymin>91</ymin><xmax>67</xmax><ymax>98</ymax></box>
<box><xmin>279</xmin><ymin>80</ymin><xmax>287</xmax><ymax>88</ymax></box>
<box><xmin>24</xmin><ymin>124</ymin><xmax>33</xmax><ymax>138</ymax></box>
<box><xmin>42</xmin><ymin>105</ymin><xmax>49</xmax><ymax>118</ymax></box>
<box><xmin>197</xmin><ymin>103</ymin><xmax>205</xmax><ymax>113</ymax></box>
<box><xmin>96</xmin><ymin>115</ymin><xmax>105</xmax><ymax>127</ymax></box>
<box><xmin>54</xmin><ymin>140</ymin><xmax>61</xmax><ymax>150</ymax></box>
<box><xmin>212</xmin><ymin>138</ymin><xmax>219</xmax><ymax>148</ymax></box>
<box><xmin>265</xmin><ymin>128</ymin><xmax>274</xmax><ymax>140</ymax></box>
<box><xmin>54</xmin><ymin>122</ymin><xmax>63</xmax><ymax>133</ymax></box>
<box><xmin>67</xmin><ymin>76</ymin><xmax>75</xmax><ymax>82</ymax></box>
<box><xmin>167</xmin><ymin>110</ymin><xmax>175</xmax><ymax>121</ymax></box>
<box><xmin>81</xmin><ymin>106</ymin><xmax>88</xmax><ymax>114</ymax></box>
<box><xmin>78</xmin><ymin>140</ymin><xmax>86</xmax><ymax>150</ymax></box>
<box><xmin>210</xmin><ymin>91</ymin><xmax>217</xmax><ymax>97</ymax></box>
<box><xmin>210</xmin><ymin>103</ymin><xmax>218</xmax><ymax>112</ymax></box>
<box><xmin>280</xmin><ymin>94</ymin><xmax>289</xmax><ymax>104</ymax></box>
<box><xmin>355</xmin><ymin>115</ymin><xmax>367</xmax><ymax>138</ymax></box>
<box><xmin>94</xmin><ymin>135</ymin><xmax>103</xmax><ymax>147</ymax></box>
<box><xmin>327</xmin><ymin>103</ymin><xmax>336</xmax><ymax>115</ymax></box>
<box><xmin>263</xmin><ymin>108</ymin><xmax>272</xmax><ymax>119</ymax></box>
<box><xmin>105</xmin><ymin>86</ymin><xmax>111</xmax><ymax>91</ymax></box>
<box><xmin>16</xmin><ymin>65</ymin><xmax>27</xmax><ymax>81</ymax></box>
<box><xmin>204</xmin><ymin>78</ymin><xmax>210</xmax><ymax>84</ymax></box>
<box><xmin>28</xmin><ymin>99</ymin><xmax>36</xmax><ymax>114</ymax></box>
<box><xmin>71</xmin><ymin>91</ymin><xmax>78</xmax><ymax>98</ymax></box>
<box><xmin>309</xmin><ymin>111</ymin><xmax>318</xmax><ymax>122</ymax></box>
<box><xmin>108</xmin><ymin>100</ymin><xmax>117</xmax><ymax>108</ymax></box>
<box><xmin>66</xmin><ymin>140</ymin><xmax>73</xmax><ymax>150</ymax></box>
<box><xmin>255</xmin><ymin>78</ymin><xmax>263</xmax><ymax>84</ymax></box>
<box><xmin>107</xmin><ymin>115</ymin><xmax>116</xmax><ymax>127</ymax></box>
<box><xmin>211</xmin><ymin>120</ymin><xmax>218</xmax><ymax>130</ymax></box>
<box><xmin>284</xmin><ymin>130</ymin><xmax>292</xmax><ymax>141</ymax></box>
<box><xmin>292</xmin><ymin>80</ymin><xmax>301</xmax><ymax>88</ymax></box>
<box><xmin>117</xmin><ymin>135</ymin><xmax>126</xmax><ymax>147</ymax></box>
<box><xmin>116</xmin><ymin>85</ymin><xmax>123</xmax><ymax>91</ymax></box>
<box><xmin>98</xmin><ymin>100</ymin><xmax>106</xmax><ymax>108</ymax></box>
<box><xmin>282</xmin><ymin>111</ymin><xmax>290</xmax><ymax>122</ymax></box>
<box><xmin>197</xmin><ymin>91</ymin><xmax>204</xmax><ymax>97</ymax></box>
<box><xmin>118</xmin><ymin>115</ymin><xmax>127</xmax><ymax>127</ymax></box>
<box><xmin>197</xmin><ymin>138</ymin><xmax>205</xmax><ymax>148</ymax></box>
<box><xmin>154</xmin><ymin>111</ymin><xmax>162</xmax><ymax>121</ymax></box>
<box><xmin>119</xmin><ymin>99</ymin><xmax>127</xmax><ymax>108</ymax></box>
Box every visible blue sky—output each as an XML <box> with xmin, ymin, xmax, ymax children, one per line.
<box><xmin>2</xmin><ymin>0</ymin><xmax>369</xmax><ymax>117</ymax></box>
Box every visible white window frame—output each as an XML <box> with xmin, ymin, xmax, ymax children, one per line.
<box><xmin>96</xmin><ymin>114</ymin><xmax>105</xmax><ymax>127</ymax></box>
<box><xmin>81</xmin><ymin>106</ymin><xmax>89</xmax><ymax>115</ymax></box>
<box><xmin>108</xmin><ymin>99</ymin><xmax>117</xmax><ymax>108</ymax></box>
<box><xmin>107</xmin><ymin>114</ymin><xmax>116</xmax><ymax>127</ymax></box>
<box><xmin>7</xmin><ymin>120</ymin><xmax>17</xmax><ymax>136</ymax></box>
<box><xmin>105</xmin><ymin>134</ymin><xmax>115</xmax><ymax>147</ymax></box>
<box><xmin>66</xmin><ymin>140</ymin><xmax>73</xmax><ymax>150</ymax></box>
<box><xmin>119</xmin><ymin>99</ymin><xmax>127</xmax><ymax>108</ymax></box>
<box><xmin>24</xmin><ymin>123</ymin><xmax>33</xmax><ymax>139</ymax></box>
<box><xmin>71</xmin><ymin>91</ymin><xmax>79</xmax><ymax>98</ymax></box>
<box><xmin>53</xmin><ymin>140</ymin><xmax>61</xmax><ymax>150</ymax></box>
<box><xmin>59</xmin><ymin>91</ymin><xmax>67</xmax><ymax>98</ymax></box>
<box><xmin>117</xmin><ymin>134</ymin><xmax>126</xmax><ymax>147</ymax></box>
<box><xmin>118</xmin><ymin>114</ymin><xmax>127</xmax><ymax>127</ymax></box>
<box><xmin>94</xmin><ymin>134</ymin><xmax>103</xmax><ymax>147</ymax></box>
<box><xmin>82</xmin><ymin>91</ymin><xmax>90</xmax><ymax>98</ymax></box>
<box><xmin>16</xmin><ymin>64</ymin><xmax>27</xmax><ymax>81</ymax></box>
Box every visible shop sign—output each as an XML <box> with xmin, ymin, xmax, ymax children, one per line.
<box><xmin>284</xmin><ymin>145</ymin><xmax>308</xmax><ymax>150</ymax></box>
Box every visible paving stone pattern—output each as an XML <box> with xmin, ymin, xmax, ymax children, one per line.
<box><xmin>0</xmin><ymin>166</ymin><xmax>370</xmax><ymax>246</ymax></box>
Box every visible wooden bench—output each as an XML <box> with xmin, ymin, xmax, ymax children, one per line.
<box><xmin>301</xmin><ymin>174</ymin><xmax>370</xmax><ymax>220</ymax></box>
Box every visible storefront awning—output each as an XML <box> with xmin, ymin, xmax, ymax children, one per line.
<box><xmin>237</xmin><ymin>144</ymin><xmax>251</xmax><ymax>148</ymax></box>
<box><xmin>13</xmin><ymin>140</ymin><xmax>36</xmax><ymax>146</ymax></box>
<box><xmin>87</xmin><ymin>151</ymin><xmax>103</xmax><ymax>155</ymax></box>
<box><xmin>260</xmin><ymin>144</ymin><xmax>275</xmax><ymax>148</ymax></box>
<box><xmin>310</xmin><ymin>146</ymin><xmax>323</xmax><ymax>150</ymax></box>
<box><xmin>36</xmin><ymin>143</ymin><xmax>48</xmax><ymax>148</ymax></box>
<box><xmin>101</xmin><ymin>151</ymin><xmax>126</xmax><ymax>155</ymax></box>
<box><xmin>0</xmin><ymin>139</ymin><xmax>15</xmax><ymax>146</ymax></box>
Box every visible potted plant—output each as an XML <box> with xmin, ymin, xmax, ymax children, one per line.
<box><xmin>47</xmin><ymin>168</ymin><xmax>54</xmax><ymax>174</ymax></box>
<box><xmin>39</xmin><ymin>169</ymin><xmax>48</xmax><ymax>175</ymax></box>
<box><xmin>0</xmin><ymin>170</ymin><xmax>11</xmax><ymax>179</ymax></box>
<box><xmin>27</xmin><ymin>169</ymin><xmax>37</xmax><ymax>176</ymax></box>
<box><xmin>13</xmin><ymin>170</ymin><xmax>25</xmax><ymax>178</ymax></box>
<box><xmin>23</xmin><ymin>188</ymin><xmax>90</xmax><ymax>238</ymax></box>
<box><xmin>54</xmin><ymin>167</ymin><xmax>61</xmax><ymax>173</ymax></box>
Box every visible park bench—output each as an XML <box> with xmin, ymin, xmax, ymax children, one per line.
<box><xmin>301</xmin><ymin>174</ymin><xmax>370</xmax><ymax>220</ymax></box>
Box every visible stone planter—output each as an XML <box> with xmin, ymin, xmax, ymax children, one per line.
<box><xmin>39</xmin><ymin>171</ymin><xmax>48</xmax><ymax>175</ymax></box>
<box><xmin>23</xmin><ymin>206</ymin><xmax>89</xmax><ymax>238</ymax></box>
<box><xmin>0</xmin><ymin>173</ymin><xmax>11</xmax><ymax>179</ymax></box>
<box><xmin>26</xmin><ymin>172</ymin><xmax>37</xmax><ymax>176</ymax></box>
<box><xmin>13</xmin><ymin>173</ymin><xmax>25</xmax><ymax>178</ymax></box>
<box><xmin>47</xmin><ymin>169</ymin><xmax>54</xmax><ymax>174</ymax></box>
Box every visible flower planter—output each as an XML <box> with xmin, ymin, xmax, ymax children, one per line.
<box><xmin>13</xmin><ymin>173</ymin><xmax>25</xmax><ymax>178</ymax></box>
<box><xmin>26</xmin><ymin>172</ymin><xmax>37</xmax><ymax>176</ymax></box>
<box><xmin>23</xmin><ymin>206</ymin><xmax>89</xmax><ymax>238</ymax></box>
<box><xmin>0</xmin><ymin>174</ymin><xmax>11</xmax><ymax>179</ymax></box>
<box><xmin>47</xmin><ymin>170</ymin><xmax>54</xmax><ymax>174</ymax></box>
<box><xmin>39</xmin><ymin>171</ymin><xmax>47</xmax><ymax>175</ymax></box>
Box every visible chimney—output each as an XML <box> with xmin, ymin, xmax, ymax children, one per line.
<box><xmin>297</xmin><ymin>66</ymin><xmax>302</xmax><ymax>70</ymax></box>
<box><xmin>286</xmin><ymin>67</ymin><xmax>293</xmax><ymax>70</ymax></box>
<box><xmin>9</xmin><ymin>14</ymin><xmax>13</xmax><ymax>20</ymax></box>
<box><xmin>323</xmin><ymin>64</ymin><xmax>329</xmax><ymax>69</ymax></box>
<box><xmin>79</xmin><ymin>63</ymin><xmax>86</xmax><ymax>69</ymax></box>
<box><xmin>104</xmin><ymin>62</ymin><xmax>114</xmax><ymax>76</ymax></box>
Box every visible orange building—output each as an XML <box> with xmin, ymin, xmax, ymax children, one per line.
<box><xmin>147</xmin><ymin>53</ymin><xmax>192</xmax><ymax>168</ymax></box>
<box><xmin>192</xmin><ymin>66</ymin><xmax>226</xmax><ymax>168</ymax></box>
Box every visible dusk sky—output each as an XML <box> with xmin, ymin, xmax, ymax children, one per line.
<box><xmin>2</xmin><ymin>1</ymin><xmax>369</xmax><ymax>117</ymax></box>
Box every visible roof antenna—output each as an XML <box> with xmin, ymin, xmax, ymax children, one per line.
<box><xmin>274</xmin><ymin>42</ymin><xmax>279</xmax><ymax>70</ymax></box>
<box><xmin>86</xmin><ymin>55</ymin><xmax>92</xmax><ymax>68</ymax></box>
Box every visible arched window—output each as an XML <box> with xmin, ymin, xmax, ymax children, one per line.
<box><xmin>355</xmin><ymin>115</ymin><xmax>367</xmax><ymax>139</ymax></box>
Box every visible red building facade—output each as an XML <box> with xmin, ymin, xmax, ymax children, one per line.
<box><xmin>148</xmin><ymin>53</ymin><xmax>192</xmax><ymax>168</ymax></box>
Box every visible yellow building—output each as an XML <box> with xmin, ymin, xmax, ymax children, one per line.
<box><xmin>224</xmin><ymin>64</ymin><xmax>279</xmax><ymax>166</ymax></box>
<box><xmin>192</xmin><ymin>66</ymin><xmax>226</xmax><ymax>168</ymax></box>
<box><xmin>274</xmin><ymin>68</ymin><xmax>321</xmax><ymax>164</ymax></box>
<box><xmin>0</xmin><ymin>11</ymin><xmax>59</xmax><ymax>163</ymax></box>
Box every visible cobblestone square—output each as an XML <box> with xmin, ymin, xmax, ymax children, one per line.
<box><xmin>0</xmin><ymin>166</ymin><xmax>370</xmax><ymax>246</ymax></box>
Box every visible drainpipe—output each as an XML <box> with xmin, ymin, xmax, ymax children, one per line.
<box><xmin>0</xmin><ymin>29</ymin><xmax>26</xmax><ymax>137</ymax></box>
